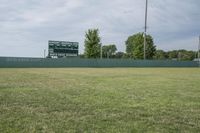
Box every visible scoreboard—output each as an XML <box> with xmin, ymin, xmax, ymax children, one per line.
<box><xmin>48</xmin><ymin>40</ymin><xmax>79</xmax><ymax>58</ymax></box>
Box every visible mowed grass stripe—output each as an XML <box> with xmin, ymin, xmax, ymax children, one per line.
<box><xmin>0</xmin><ymin>68</ymin><xmax>200</xmax><ymax>132</ymax></box>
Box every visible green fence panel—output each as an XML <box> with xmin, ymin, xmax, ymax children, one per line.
<box><xmin>0</xmin><ymin>57</ymin><xmax>198</xmax><ymax>68</ymax></box>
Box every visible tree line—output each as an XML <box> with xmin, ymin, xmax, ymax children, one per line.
<box><xmin>83</xmin><ymin>29</ymin><xmax>198</xmax><ymax>61</ymax></box>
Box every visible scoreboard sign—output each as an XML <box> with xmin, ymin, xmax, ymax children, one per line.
<box><xmin>48</xmin><ymin>40</ymin><xmax>79</xmax><ymax>58</ymax></box>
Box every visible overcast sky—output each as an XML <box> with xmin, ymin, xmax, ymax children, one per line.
<box><xmin>0</xmin><ymin>0</ymin><xmax>200</xmax><ymax>57</ymax></box>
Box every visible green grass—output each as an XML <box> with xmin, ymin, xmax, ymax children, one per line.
<box><xmin>0</xmin><ymin>68</ymin><xmax>200</xmax><ymax>133</ymax></box>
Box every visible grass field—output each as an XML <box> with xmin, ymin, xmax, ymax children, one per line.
<box><xmin>0</xmin><ymin>68</ymin><xmax>200</xmax><ymax>132</ymax></box>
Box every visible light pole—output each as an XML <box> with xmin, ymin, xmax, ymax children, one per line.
<box><xmin>144</xmin><ymin>0</ymin><xmax>148</xmax><ymax>60</ymax></box>
<box><xmin>198</xmin><ymin>36</ymin><xmax>200</xmax><ymax>67</ymax></box>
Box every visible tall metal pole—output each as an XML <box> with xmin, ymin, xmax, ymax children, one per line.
<box><xmin>198</xmin><ymin>36</ymin><xmax>200</xmax><ymax>67</ymax></box>
<box><xmin>144</xmin><ymin>0</ymin><xmax>148</xmax><ymax>60</ymax></box>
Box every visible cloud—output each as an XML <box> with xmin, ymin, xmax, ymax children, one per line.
<box><xmin>0</xmin><ymin>0</ymin><xmax>199</xmax><ymax>57</ymax></box>
<box><xmin>157</xmin><ymin>36</ymin><xmax>199</xmax><ymax>51</ymax></box>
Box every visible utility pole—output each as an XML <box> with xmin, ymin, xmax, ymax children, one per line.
<box><xmin>198</xmin><ymin>36</ymin><xmax>200</xmax><ymax>67</ymax></box>
<box><xmin>144</xmin><ymin>0</ymin><xmax>148</xmax><ymax>60</ymax></box>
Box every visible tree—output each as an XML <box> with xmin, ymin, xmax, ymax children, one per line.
<box><xmin>84</xmin><ymin>29</ymin><xmax>101</xmax><ymax>58</ymax></box>
<box><xmin>115</xmin><ymin>52</ymin><xmax>125</xmax><ymax>58</ymax></box>
<box><xmin>167</xmin><ymin>50</ymin><xmax>178</xmax><ymax>60</ymax></box>
<box><xmin>125</xmin><ymin>33</ymin><xmax>156</xmax><ymax>59</ymax></box>
<box><xmin>163</xmin><ymin>50</ymin><xmax>196</xmax><ymax>61</ymax></box>
<box><xmin>102</xmin><ymin>44</ymin><xmax>117</xmax><ymax>58</ymax></box>
<box><xmin>154</xmin><ymin>50</ymin><xmax>167</xmax><ymax>60</ymax></box>
<box><xmin>176</xmin><ymin>50</ymin><xmax>196</xmax><ymax>61</ymax></box>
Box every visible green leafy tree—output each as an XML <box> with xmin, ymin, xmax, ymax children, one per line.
<box><xmin>177</xmin><ymin>50</ymin><xmax>196</xmax><ymax>61</ymax></box>
<box><xmin>154</xmin><ymin>50</ymin><xmax>167</xmax><ymax>60</ymax></box>
<box><xmin>115</xmin><ymin>52</ymin><xmax>125</xmax><ymax>58</ymax></box>
<box><xmin>167</xmin><ymin>50</ymin><xmax>178</xmax><ymax>59</ymax></box>
<box><xmin>125</xmin><ymin>33</ymin><xmax>156</xmax><ymax>59</ymax></box>
<box><xmin>102</xmin><ymin>44</ymin><xmax>117</xmax><ymax>58</ymax></box>
<box><xmin>84</xmin><ymin>29</ymin><xmax>101</xmax><ymax>58</ymax></box>
<box><xmin>163</xmin><ymin>50</ymin><xmax>196</xmax><ymax>61</ymax></box>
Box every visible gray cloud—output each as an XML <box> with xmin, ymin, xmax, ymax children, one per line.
<box><xmin>0</xmin><ymin>0</ymin><xmax>199</xmax><ymax>57</ymax></box>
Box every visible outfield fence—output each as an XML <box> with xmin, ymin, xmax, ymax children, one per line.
<box><xmin>0</xmin><ymin>57</ymin><xmax>198</xmax><ymax>68</ymax></box>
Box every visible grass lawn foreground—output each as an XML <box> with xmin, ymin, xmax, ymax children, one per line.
<box><xmin>0</xmin><ymin>68</ymin><xmax>200</xmax><ymax>132</ymax></box>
